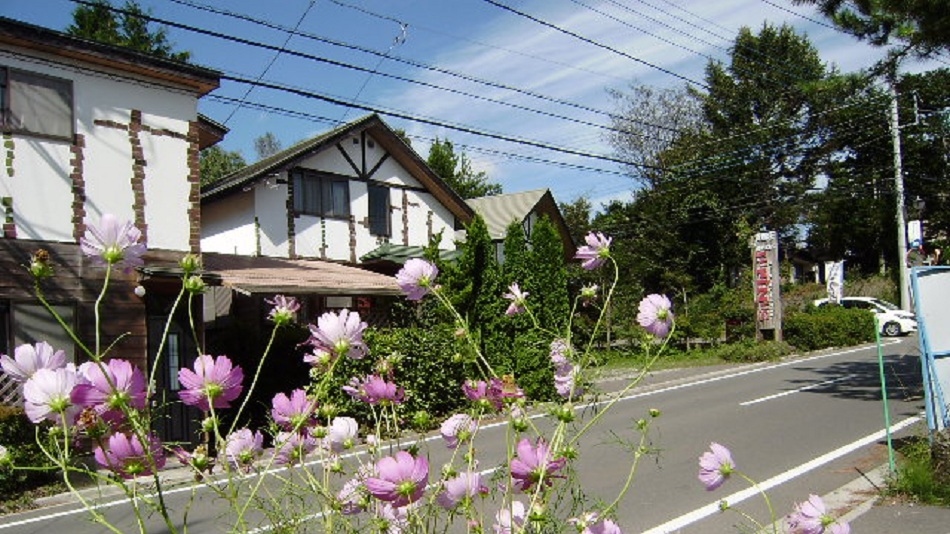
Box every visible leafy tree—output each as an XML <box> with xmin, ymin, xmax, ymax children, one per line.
<box><xmin>254</xmin><ymin>132</ymin><xmax>283</xmax><ymax>161</ymax></box>
<box><xmin>67</xmin><ymin>0</ymin><xmax>190</xmax><ymax>62</ymax></box>
<box><xmin>606</xmin><ymin>83</ymin><xmax>705</xmax><ymax>186</ymax></box>
<box><xmin>427</xmin><ymin>138</ymin><xmax>502</xmax><ymax>199</ymax></box>
<box><xmin>559</xmin><ymin>195</ymin><xmax>593</xmax><ymax>246</ymax></box>
<box><xmin>199</xmin><ymin>146</ymin><xmax>246</xmax><ymax>186</ymax></box>
<box><xmin>527</xmin><ymin>217</ymin><xmax>569</xmax><ymax>332</ymax></box>
<box><xmin>793</xmin><ymin>0</ymin><xmax>950</xmax><ymax>58</ymax></box>
<box><xmin>606</xmin><ymin>24</ymin><xmax>838</xmax><ymax>293</ymax></box>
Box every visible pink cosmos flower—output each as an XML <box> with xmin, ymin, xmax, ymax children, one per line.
<box><xmin>308</xmin><ymin>309</ymin><xmax>368</xmax><ymax>360</ymax></box>
<box><xmin>23</xmin><ymin>367</ymin><xmax>82</xmax><ymax>425</ymax></box>
<box><xmin>570</xmin><ymin>513</ymin><xmax>623</xmax><ymax>534</ymax></box>
<box><xmin>93</xmin><ymin>432</ymin><xmax>166</xmax><ymax>479</ymax></box>
<box><xmin>363</xmin><ymin>451</ymin><xmax>429</xmax><ymax>507</ymax></box>
<box><xmin>343</xmin><ymin>374</ymin><xmax>405</xmax><ymax>405</ymax></box>
<box><xmin>554</xmin><ymin>364</ymin><xmax>583</xmax><ymax>399</ymax></box>
<box><xmin>303</xmin><ymin>347</ymin><xmax>333</xmax><ymax>367</ymax></box>
<box><xmin>574</xmin><ymin>232</ymin><xmax>612</xmax><ymax>270</ymax></box>
<box><xmin>326</xmin><ymin>416</ymin><xmax>359</xmax><ymax>453</ymax></box>
<box><xmin>637</xmin><ymin>294</ymin><xmax>674</xmax><ymax>339</ymax></box>
<box><xmin>273</xmin><ymin>430</ymin><xmax>318</xmax><ymax>466</ymax></box>
<box><xmin>271</xmin><ymin>389</ymin><xmax>318</xmax><ymax>432</ymax></box>
<box><xmin>440</xmin><ymin>413</ymin><xmax>477</xmax><ymax>449</ymax></box>
<box><xmin>378</xmin><ymin>502</ymin><xmax>412</xmax><ymax>533</ymax></box>
<box><xmin>462</xmin><ymin>377</ymin><xmax>524</xmax><ymax>410</ymax></box>
<box><xmin>223</xmin><ymin>428</ymin><xmax>264</xmax><ymax>472</ymax></box>
<box><xmin>503</xmin><ymin>282</ymin><xmax>528</xmax><ymax>316</ymax></box>
<box><xmin>437</xmin><ymin>471</ymin><xmax>488</xmax><ymax>509</ymax></box>
<box><xmin>698</xmin><ymin>442</ymin><xmax>735</xmax><ymax>491</ymax></box>
<box><xmin>785</xmin><ymin>494</ymin><xmax>850</xmax><ymax>534</ymax></box>
<box><xmin>509</xmin><ymin>437</ymin><xmax>567</xmax><ymax>492</ymax></box>
<box><xmin>337</xmin><ymin>477</ymin><xmax>368</xmax><ymax>515</ymax></box>
<box><xmin>266</xmin><ymin>294</ymin><xmax>300</xmax><ymax>325</ymax></box>
<box><xmin>80</xmin><ymin>213</ymin><xmax>146</xmax><ymax>271</ymax></box>
<box><xmin>1</xmin><ymin>342</ymin><xmax>67</xmax><ymax>383</ymax></box>
<box><xmin>177</xmin><ymin>355</ymin><xmax>244</xmax><ymax>412</ymax></box>
<box><xmin>493</xmin><ymin>501</ymin><xmax>527</xmax><ymax>534</ymax></box>
<box><xmin>71</xmin><ymin>359</ymin><xmax>147</xmax><ymax>423</ymax></box>
<box><xmin>395</xmin><ymin>258</ymin><xmax>439</xmax><ymax>301</ymax></box>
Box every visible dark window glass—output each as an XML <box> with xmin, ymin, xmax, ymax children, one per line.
<box><xmin>368</xmin><ymin>183</ymin><xmax>390</xmax><ymax>236</ymax></box>
<box><xmin>292</xmin><ymin>169</ymin><xmax>349</xmax><ymax>218</ymax></box>
<box><xmin>2</xmin><ymin>67</ymin><xmax>73</xmax><ymax>139</ymax></box>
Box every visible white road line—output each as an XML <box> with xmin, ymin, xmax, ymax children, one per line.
<box><xmin>0</xmin><ymin>342</ymin><xmax>897</xmax><ymax>530</ymax></box>
<box><xmin>641</xmin><ymin>415</ymin><xmax>921</xmax><ymax>534</ymax></box>
<box><xmin>739</xmin><ymin>375</ymin><xmax>855</xmax><ymax>406</ymax></box>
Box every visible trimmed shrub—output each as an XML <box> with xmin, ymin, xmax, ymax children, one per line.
<box><xmin>0</xmin><ymin>406</ymin><xmax>59</xmax><ymax>498</ymax></box>
<box><xmin>710</xmin><ymin>339</ymin><xmax>795</xmax><ymax>362</ymax></box>
<box><xmin>319</xmin><ymin>325</ymin><xmax>471</xmax><ymax>431</ymax></box>
<box><xmin>783</xmin><ymin>306</ymin><xmax>876</xmax><ymax>351</ymax></box>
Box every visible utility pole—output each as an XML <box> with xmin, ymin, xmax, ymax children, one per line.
<box><xmin>889</xmin><ymin>79</ymin><xmax>910</xmax><ymax>311</ymax></box>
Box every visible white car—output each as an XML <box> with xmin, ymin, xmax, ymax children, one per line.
<box><xmin>813</xmin><ymin>297</ymin><xmax>918</xmax><ymax>337</ymax></box>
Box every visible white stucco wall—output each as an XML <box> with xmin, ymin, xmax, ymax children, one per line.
<box><xmin>2</xmin><ymin>138</ymin><xmax>73</xmax><ymax>241</ymax></box>
<box><xmin>200</xmin><ymin>191</ymin><xmax>256</xmax><ymax>255</ymax></box>
<box><xmin>255</xmin><ymin>180</ymin><xmax>290</xmax><ymax>257</ymax></box>
<box><xmin>0</xmin><ymin>49</ymin><xmax>198</xmax><ymax>250</ymax></box>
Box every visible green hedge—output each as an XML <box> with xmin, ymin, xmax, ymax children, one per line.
<box><xmin>318</xmin><ymin>324</ymin><xmax>474</xmax><ymax>431</ymax></box>
<box><xmin>0</xmin><ymin>406</ymin><xmax>59</xmax><ymax>497</ymax></box>
<box><xmin>783</xmin><ymin>306</ymin><xmax>876</xmax><ymax>351</ymax></box>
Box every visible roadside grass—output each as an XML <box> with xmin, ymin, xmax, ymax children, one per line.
<box><xmin>886</xmin><ymin>435</ymin><xmax>950</xmax><ymax>506</ymax></box>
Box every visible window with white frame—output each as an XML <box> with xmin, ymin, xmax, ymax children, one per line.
<box><xmin>0</xmin><ymin>67</ymin><xmax>74</xmax><ymax>140</ymax></box>
<box><xmin>368</xmin><ymin>182</ymin><xmax>390</xmax><ymax>236</ymax></box>
<box><xmin>292</xmin><ymin>169</ymin><xmax>350</xmax><ymax>218</ymax></box>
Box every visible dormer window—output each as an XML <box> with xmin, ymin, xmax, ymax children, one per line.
<box><xmin>291</xmin><ymin>168</ymin><xmax>350</xmax><ymax>218</ymax></box>
<box><xmin>0</xmin><ymin>67</ymin><xmax>73</xmax><ymax>140</ymax></box>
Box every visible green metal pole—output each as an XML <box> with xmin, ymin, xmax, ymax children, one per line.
<box><xmin>875</xmin><ymin>316</ymin><xmax>897</xmax><ymax>473</ymax></box>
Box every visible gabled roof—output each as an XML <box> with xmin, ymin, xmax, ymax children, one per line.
<box><xmin>0</xmin><ymin>17</ymin><xmax>220</xmax><ymax>96</ymax></box>
<box><xmin>201</xmin><ymin>114</ymin><xmax>474</xmax><ymax>223</ymax></box>
<box><xmin>466</xmin><ymin>188</ymin><xmax>576</xmax><ymax>258</ymax></box>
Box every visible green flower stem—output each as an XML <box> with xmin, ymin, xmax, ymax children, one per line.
<box><xmin>603</xmin><ymin>429</ymin><xmax>649</xmax><ymax>516</ymax></box>
<box><xmin>581</xmin><ymin>257</ymin><xmax>620</xmax><ymax>360</ymax></box>
<box><xmin>567</xmin><ymin>327</ymin><xmax>674</xmax><ymax>448</ymax></box>
<box><xmin>34</xmin><ymin>284</ymin><xmax>94</xmax><ymax>359</ymax></box>
<box><xmin>92</xmin><ymin>263</ymin><xmax>114</xmax><ymax>357</ymax></box>
<box><xmin>229</xmin><ymin>322</ymin><xmax>281</xmax><ymax>437</ymax></box>
<box><xmin>737</xmin><ymin>471</ymin><xmax>778</xmax><ymax>533</ymax></box>
<box><xmin>432</xmin><ymin>288</ymin><xmax>497</xmax><ymax>379</ymax></box>
<box><xmin>147</xmin><ymin>286</ymin><xmax>186</xmax><ymax>399</ymax></box>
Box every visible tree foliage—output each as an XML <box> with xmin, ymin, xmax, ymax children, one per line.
<box><xmin>794</xmin><ymin>0</ymin><xmax>950</xmax><ymax>58</ymax></box>
<box><xmin>67</xmin><ymin>0</ymin><xmax>190</xmax><ymax>62</ymax></box>
<box><xmin>558</xmin><ymin>196</ymin><xmax>593</xmax><ymax>246</ymax></box>
<box><xmin>427</xmin><ymin>138</ymin><xmax>502</xmax><ymax>199</ymax></box>
<box><xmin>199</xmin><ymin>146</ymin><xmax>247</xmax><ymax>186</ymax></box>
<box><xmin>254</xmin><ymin>132</ymin><xmax>283</xmax><ymax>161</ymax></box>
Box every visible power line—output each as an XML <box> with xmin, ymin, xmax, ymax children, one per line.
<box><xmin>222</xmin><ymin>0</ymin><xmax>316</xmax><ymax>125</ymax></box>
<box><xmin>480</xmin><ymin>0</ymin><xmax>710</xmax><ymax>90</ymax></box>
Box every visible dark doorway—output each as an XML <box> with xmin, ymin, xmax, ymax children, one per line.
<box><xmin>148</xmin><ymin>305</ymin><xmax>201</xmax><ymax>446</ymax></box>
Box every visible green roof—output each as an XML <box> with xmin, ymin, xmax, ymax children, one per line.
<box><xmin>360</xmin><ymin>243</ymin><xmax>461</xmax><ymax>265</ymax></box>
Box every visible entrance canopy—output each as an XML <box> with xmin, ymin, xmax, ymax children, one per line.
<box><xmin>201</xmin><ymin>253</ymin><xmax>401</xmax><ymax>296</ymax></box>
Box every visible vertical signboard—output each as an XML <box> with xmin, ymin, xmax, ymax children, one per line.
<box><xmin>910</xmin><ymin>266</ymin><xmax>950</xmax><ymax>432</ymax></box>
<box><xmin>825</xmin><ymin>260</ymin><xmax>844</xmax><ymax>304</ymax></box>
<box><xmin>753</xmin><ymin>231</ymin><xmax>783</xmax><ymax>340</ymax></box>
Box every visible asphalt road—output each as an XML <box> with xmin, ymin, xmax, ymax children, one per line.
<box><xmin>0</xmin><ymin>337</ymin><xmax>924</xmax><ymax>533</ymax></box>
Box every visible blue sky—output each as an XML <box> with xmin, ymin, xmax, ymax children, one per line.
<box><xmin>2</xmin><ymin>0</ymin><xmax>938</xmax><ymax>209</ymax></box>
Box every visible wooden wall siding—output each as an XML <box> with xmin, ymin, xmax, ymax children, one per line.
<box><xmin>129</xmin><ymin>110</ymin><xmax>148</xmax><ymax>243</ymax></box>
<box><xmin>0</xmin><ymin>240</ymin><xmax>160</xmax><ymax>371</ymax></box>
